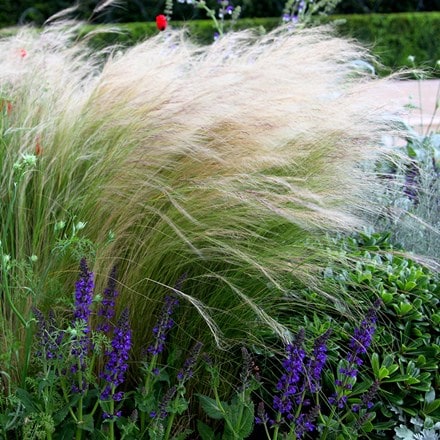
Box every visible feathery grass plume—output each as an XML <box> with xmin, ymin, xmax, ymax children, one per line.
<box><xmin>0</xmin><ymin>23</ymin><xmax>402</xmax><ymax>381</ymax></box>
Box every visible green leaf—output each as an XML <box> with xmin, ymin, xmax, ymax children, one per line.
<box><xmin>227</xmin><ymin>402</ymin><xmax>254</xmax><ymax>439</ymax></box>
<box><xmin>424</xmin><ymin>399</ymin><xmax>440</xmax><ymax>414</ymax></box>
<box><xmin>15</xmin><ymin>388</ymin><xmax>40</xmax><ymax>414</ymax></box>
<box><xmin>78</xmin><ymin>414</ymin><xmax>94</xmax><ymax>432</ymax></box>
<box><xmin>371</xmin><ymin>352</ymin><xmax>380</xmax><ymax>377</ymax></box>
<box><xmin>170</xmin><ymin>397</ymin><xmax>189</xmax><ymax>415</ymax></box>
<box><xmin>425</xmin><ymin>388</ymin><xmax>436</xmax><ymax>404</ymax></box>
<box><xmin>198</xmin><ymin>395</ymin><xmax>226</xmax><ymax>420</ymax></box>
<box><xmin>378</xmin><ymin>366</ymin><xmax>390</xmax><ymax>380</ymax></box>
<box><xmin>197</xmin><ymin>420</ymin><xmax>217</xmax><ymax>440</ymax></box>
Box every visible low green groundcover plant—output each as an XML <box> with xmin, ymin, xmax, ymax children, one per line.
<box><xmin>1</xmin><ymin>231</ymin><xmax>439</xmax><ymax>439</ymax></box>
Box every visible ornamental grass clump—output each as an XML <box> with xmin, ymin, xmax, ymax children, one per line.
<box><xmin>0</xmin><ymin>22</ymin><xmax>403</xmax><ymax>383</ymax></box>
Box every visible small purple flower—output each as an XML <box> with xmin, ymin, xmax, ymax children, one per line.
<box><xmin>331</xmin><ymin>301</ymin><xmax>380</xmax><ymax>409</ymax></box>
<box><xmin>295</xmin><ymin>405</ymin><xmax>320</xmax><ymax>438</ymax></box>
<box><xmin>97</xmin><ymin>265</ymin><xmax>118</xmax><ymax>333</ymax></box>
<box><xmin>255</xmin><ymin>401</ymin><xmax>269</xmax><ymax>425</ymax></box>
<box><xmin>156</xmin><ymin>386</ymin><xmax>177</xmax><ymax>419</ymax></box>
<box><xmin>70</xmin><ymin>259</ymin><xmax>95</xmax><ymax>393</ymax></box>
<box><xmin>176</xmin><ymin>342</ymin><xmax>203</xmax><ymax>383</ymax></box>
<box><xmin>73</xmin><ymin>258</ymin><xmax>94</xmax><ymax>326</ymax></box>
<box><xmin>100</xmin><ymin>308</ymin><xmax>132</xmax><ymax>403</ymax></box>
<box><xmin>306</xmin><ymin>329</ymin><xmax>332</xmax><ymax>393</ymax></box>
<box><xmin>147</xmin><ymin>274</ymin><xmax>186</xmax><ymax>356</ymax></box>
<box><xmin>147</xmin><ymin>294</ymin><xmax>179</xmax><ymax>356</ymax></box>
<box><xmin>273</xmin><ymin>330</ymin><xmax>306</xmax><ymax>420</ymax></box>
<box><xmin>353</xmin><ymin>379</ymin><xmax>380</xmax><ymax>412</ymax></box>
<box><xmin>33</xmin><ymin>308</ymin><xmax>64</xmax><ymax>361</ymax></box>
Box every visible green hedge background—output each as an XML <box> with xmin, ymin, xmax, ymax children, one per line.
<box><xmin>1</xmin><ymin>0</ymin><xmax>439</xmax><ymax>26</ymax></box>
<box><xmin>75</xmin><ymin>13</ymin><xmax>440</xmax><ymax>74</ymax></box>
<box><xmin>1</xmin><ymin>12</ymin><xmax>439</xmax><ymax>75</ymax></box>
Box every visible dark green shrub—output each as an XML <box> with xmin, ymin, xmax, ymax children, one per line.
<box><xmin>263</xmin><ymin>231</ymin><xmax>440</xmax><ymax>437</ymax></box>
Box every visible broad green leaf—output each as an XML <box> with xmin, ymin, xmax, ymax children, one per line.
<box><xmin>198</xmin><ymin>395</ymin><xmax>226</xmax><ymax>420</ymax></box>
<box><xmin>197</xmin><ymin>420</ymin><xmax>217</xmax><ymax>440</ymax></box>
<box><xmin>378</xmin><ymin>366</ymin><xmax>390</xmax><ymax>380</ymax></box>
<box><xmin>424</xmin><ymin>399</ymin><xmax>440</xmax><ymax>414</ymax></box>
<box><xmin>371</xmin><ymin>352</ymin><xmax>380</xmax><ymax>377</ymax></box>
<box><xmin>15</xmin><ymin>388</ymin><xmax>40</xmax><ymax>414</ymax></box>
<box><xmin>227</xmin><ymin>402</ymin><xmax>254</xmax><ymax>439</ymax></box>
<box><xmin>78</xmin><ymin>414</ymin><xmax>94</xmax><ymax>432</ymax></box>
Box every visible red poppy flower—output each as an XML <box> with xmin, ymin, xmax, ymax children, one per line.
<box><xmin>156</xmin><ymin>15</ymin><xmax>167</xmax><ymax>31</ymax></box>
<box><xmin>0</xmin><ymin>100</ymin><xmax>12</xmax><ymax>115</ymax></box>
<box><xmin>35</xmin><ymin>136</ymin><xmax>42</xmax><ymax>156</ymax></box>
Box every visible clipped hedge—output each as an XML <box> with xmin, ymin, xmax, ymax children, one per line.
<box><xmin>77</xmin><ymin>13</ymin><xmax>440</xmax><ymax>74</ymax></box>
<box><xmin>331</xmin><ymin>12</ymin><xmax>440</xmax><ymax>73</ymax></box>
<box><xmin>3</xmin><ymin>13</ymin><xmax>440</xmax><ymax>74</ymax></box>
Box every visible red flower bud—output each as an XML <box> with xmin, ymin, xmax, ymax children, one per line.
<box><xmin>156</xmin><ymin>15</ymin><xmax>167</xmax><ymax>31</ymax></box>
<box><xmin>35</xmin><ymin>136</ymin><xmax>42</xmax><ymax>156</ymax></box>
<box><xmin>20</xmin><ymin>48</ymin><xmax>27</xmax><ymax>58</ymax></box>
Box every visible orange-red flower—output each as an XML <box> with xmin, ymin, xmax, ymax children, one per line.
<box><xmin>0</xmin><ymin>100</ymin><xmax>13</xmax><ymax>115</ymax></box>
<box><xmin>156</xmin><ymin>15</ymin><xmax>167</xmax><ymax>31</ymax></box>
<box><xmin>35</xmin><ymin>136</ymin><xmax>42</xmax><ymax>156</ymax></box>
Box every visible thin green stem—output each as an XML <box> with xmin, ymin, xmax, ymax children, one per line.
<box><xmin>75</xmin><ymin>395</ymin><xmax>83</xmax><ymax>440</ymax></box>
<box><xmin>163</xmin><ymin>412</ymin><xmax>176</xmax><ymax>440</ymax></box>
<box><xmin>212</xmin><ymin>386</ymin><xmax>238</xmax><ymax>439</ymax></box>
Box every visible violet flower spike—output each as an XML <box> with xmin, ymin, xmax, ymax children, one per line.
<box><xmin>330</xmin><ymin>302</ymin><xmax>380</xmax><ymax>409</ymax></box>
<box><xmin>70</xmin><ymin>259</ymin><xmax>94</xmax><ymax>393</ymax></box>
<box><xmin>306</xmin><ymin>329</ymin><xmax>332</xmax><ymax>393</ymax></box>
<box><xmin>73</xmin><ymin>258</ymin><xmax>94</xmax><ymax>327</ymax></box>
<box><xmin>147</xmin><ymin>294</ymin><xmax>179</xmax><ymax>356</ymax></box>
<box><xmin>97</xmin><ymin>265</ymin><xmax>118</xmax><ymax>333</ymax></box>
<box><xmin>33</xmin><ymin>308</ymin><xmax>63</xmax><ymax>361</ymax></box>
<box><xmin>176</xmin><ymin>341</ymin><xmax>203</xmax><ymax>383</ymax></box>
<box><xmin>156</xmin><ymin>386</ymin><xmax>177</xmax><ymax>420</ymax></box>
<box><xmin>100</xmin><ymin>308</ymin><xmax>132</xmax><ymax>405</ymax></box>
<box><xmin>273</xmin><ymin>329</ymin><xmax>306</xmax><ymax>421</ymax></box>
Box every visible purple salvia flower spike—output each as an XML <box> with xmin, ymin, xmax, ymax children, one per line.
<box><xmin>73</xmin><ymin>258</ymin><xmax>94</xmax><ymax>327</ymax></box>
<box><xmin>100</xmin><ymin>308</ymin><xmax>132</xmax><ymax>406</ymax></box>
<box><xmin>273</xmin><ymin>329</ymin><xmax>306</xmax><ymax>421</ymax></box>
<box><xmin>147</xmin><ymin>275</ymin><xmax>186</xmax><ymax>356</ymax></box>
<box><xmin>70</xmin><ymin>258</ymin><xmax>95</xmax><ymax>393</ymax></box>
<box><xmin>97</xmin><ymin>265</ymin><xmax>118</xmax><ymax>333</ymax></box>
<box><xmin>176</xmin><ymin>341</ymin><xmax>203</xmax><ymax>383</ymax></box>
<box><xmin>331</xmin><ymin>301</ymin><xmax>380</xmax><ymax>409</ymax></box>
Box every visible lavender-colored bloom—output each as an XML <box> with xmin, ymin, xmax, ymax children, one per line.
<box><xmin>255</xmin><ymin>401</ymin><xmax>269</xmax><ymax>425</ymax></box>
<box><xmin>97</xmin><ymin>265</ymin><xmax>118</xmax><ymax>333</ymax></box>
<box><xmin>331</xmin><ymin>301</ymin><xmax>380</xmax><ymax>409</ymax></box>
<box><xmin>306</xmin><ymin>329</ymin><xmax>332</xmax><ymax>393</ymax></box>
<box><xmin>70</xmin><ymin>259</ymin><xmax>95</xmax><ymax>393</ymax></box>
<box><xmin>33</xmin><ymin>308</ymin><xmax>64</xmax><ymax>360</ymax></box>
<box><xmin>100</xmin><ymin>308</ymin><xmax>132</xmax><ymax>404</ymax></box>
<box><xmin>347</xmin><ymin>303</ymin><xmax>379</xmax><ymax>368</ymax></box>
<box><xmin>352</xmin><ymin>379</ymin><xmax>380</xmax><ymax>412</ymax></box>
<box><xmin>273</xmin><ymin>330</ymin><xmax>306</xmax><ymax>420</ymax></box>
<box><xmin>176</xmin><ymin>342</ymin><xmax>203</xmax><ymax>383</ymax></box>
<box><xmin>156</xmin><ymin>386</ymin><xmax>177</xmax><ymax>419</ymax></box>
<box><xmin>73</xmin><ymin>258</ymin><xmax>94</xmax><ymax>327</ymax></box>
<box><xmin>295</xmin><ymin>405</ymin><xmax>320</xmax><ymax>438</ymax></box>
<box><xmin>147</xmin><ymin>294</ymin><xmax>179</xmax><ymax>356</ymax></box>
